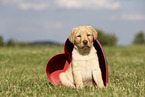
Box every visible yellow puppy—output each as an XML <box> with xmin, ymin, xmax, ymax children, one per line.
<box><xmin>59</xmin><ymin>25</ymin><xmax>104</xmax><ymax>88</ymax></box>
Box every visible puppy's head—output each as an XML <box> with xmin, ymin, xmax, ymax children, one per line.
<box><xmin>68</xmin><ymin>25</ymin><xmax>97</xmax><ymax>50</ymax></box>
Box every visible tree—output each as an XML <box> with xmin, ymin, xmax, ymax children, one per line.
<box><xmin>133</xmin><ymin>31</ymin><xmax>145</xmax><ymax>44</ymax></box>
<box><xmin>96</xmin><ymin>29</ymin><xmax>118</xmax><ymax>46</ymax></box>
<box><xmin>0</xmin><ymin>36</ymin><xmax>4</xmax><ymax>46</ymax></box>
<box><xmin>7</xmin><ymin>39</ymin><xmax>18</xmax><ymax>46</ymax></box>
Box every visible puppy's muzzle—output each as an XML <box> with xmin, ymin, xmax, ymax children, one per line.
<box><xmin>83</xmin><ymin>40</ymin><xmax>88</xmax><ymax>45</ymax></box>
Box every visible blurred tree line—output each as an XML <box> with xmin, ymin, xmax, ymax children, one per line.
<box><xmin>0</xmin><ymin>37</ymin><xmax>61</xmax><ymax>47</ymax></box>
<box><xmin>0</xmin><ymin>30</ymin><xmax>144</xmax><ymax>47</ymax></box>
<box><xmin>96</xmin><ymin>29</ymin><xmax>118</xmax><ymax>46</ymax></box>
<box><xmin>96</xmin><ymin>30</ymin><xmax>145</xmax><ymax>45</ymax></box>
<box><xmin>0</xmin><ymin>31</ymin><xmax>118</xmax><ymax>47</ymax></box>
<box><xmin>0</xmin><ymin>36</ymin><xmax>4</xmax><ymax>46</ymax></box>
<box><xmin>133</xmin><ymin>31</ymin><xmax>145</xmax><ymax>44</ymax></box>
<box><xmin>0</xmin><ymin>38</ymin><xmax>31</xmax><ymax>47</ymax></box>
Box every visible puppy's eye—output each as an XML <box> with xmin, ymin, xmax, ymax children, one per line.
<box><xmin>77</xmin><ymin>35</ymin><xmax>81</xmax><ymax>37</ymax></box>
<box><xmin>87</xmin><ymin>34</ymin><xmax>91</xmax><ymax>36</ymax></box>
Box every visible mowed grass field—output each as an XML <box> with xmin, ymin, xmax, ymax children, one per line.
<box><xmin>0</xmin><ymin>45</ymin><xmax>144</xmax><ymax>97</ymax></box>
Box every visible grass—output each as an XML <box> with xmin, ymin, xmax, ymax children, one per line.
<box><xmin>0</xmin><ymin>45</ymin><xmax>144</xmax><ymax>97</ymax></box>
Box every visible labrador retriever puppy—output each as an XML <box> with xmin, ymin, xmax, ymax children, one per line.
<box><xmin>59</xmin><ymin>25</ymin><xmax>104</xmax><ymax>88</ymax></box>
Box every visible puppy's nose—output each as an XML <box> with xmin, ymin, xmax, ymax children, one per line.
<box><xmin>83</xmin><ymin>40</ymin><xmax>88</xmax><ymax>45</ymax></box>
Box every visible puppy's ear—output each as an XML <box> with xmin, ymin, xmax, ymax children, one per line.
<box><xmin>68</xmin><ymin>28</ymin><xmax>76</xmax><ymax>44</ymax></box>
<box><xmin>89</xmin><ymin>26</ymin><xmax>97</xmax><ymax>40</ymax></box>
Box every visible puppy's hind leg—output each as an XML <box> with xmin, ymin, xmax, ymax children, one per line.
<box><xmin>59</xmin><ymin>72</ymin><xmax>75</xmax><ymax>88</ymax></box>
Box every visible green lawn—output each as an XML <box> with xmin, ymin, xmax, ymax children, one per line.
<box><xmin>0</xmin><ymin>45</ymin><xmax>144</xmax><ymax>97</ymax></box>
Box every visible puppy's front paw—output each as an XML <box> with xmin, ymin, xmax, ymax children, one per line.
<box><xmin>97</xmin><ymin>80</ymin><xmax>105</xmax><ymax>88</ymax></box>
<box><xmin>95</xmin><ymin>84</ymin><xmax>105</xmax><ymax>88</ymax></box>
<box><xmin>76</xmin><ymin>85</ymin><xmax>84</xmax><ymax>89</ymax></box>
<box><xmin>98</xmin><ymin>84</ymin><xmax>105</xmax><ymax>88</ymax></box>
<box><xmin>71</xmin><ymin>85</ymin><xmax>76</xmax><ymax>88</ymax></box>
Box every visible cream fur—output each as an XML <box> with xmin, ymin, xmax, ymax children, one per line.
<box><xmin>59</xmin><ymin>25</ymin><xmax>104</xmax><ymax>88</ymax></box>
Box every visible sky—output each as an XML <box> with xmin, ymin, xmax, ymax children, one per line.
<box><xmin>0</xmin><ymin>0</ymin><xmax>145</xmax><ymax>46</ymax></box>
